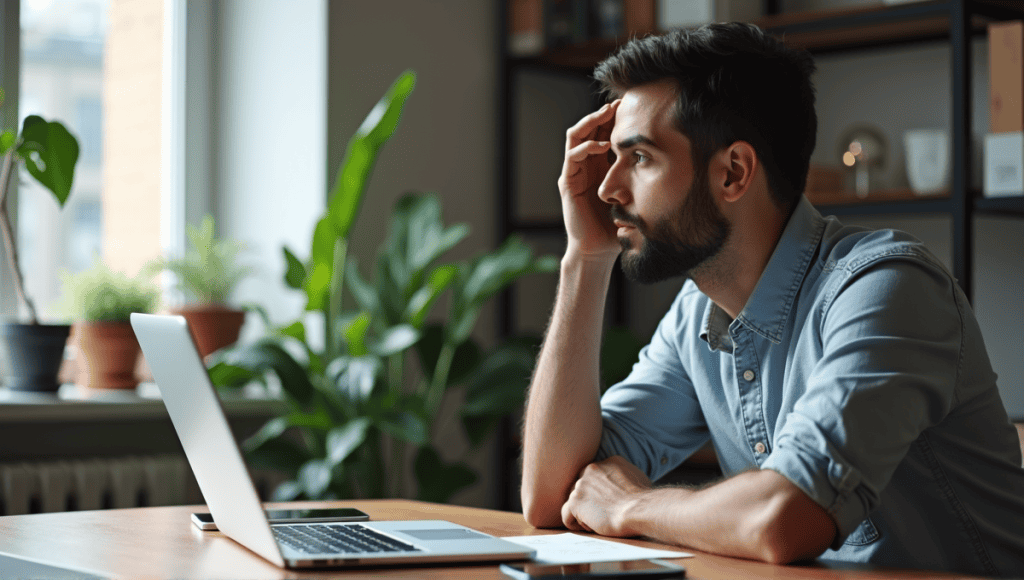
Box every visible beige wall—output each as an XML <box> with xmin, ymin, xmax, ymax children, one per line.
<box><xmin>103</xmin><ymin>0</ymin><xmax>164</xmax><ymax>276</ymax></box>
<box><xmin>326</xmin><ymin>0</ymin><xmax>500</xmax><ymax>508</ymax></box>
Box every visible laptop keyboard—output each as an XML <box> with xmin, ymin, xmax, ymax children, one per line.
<box><xmin>273</xmin><ymin>523</ymin><xmax>422</xmax><ymax>555</ymax></box>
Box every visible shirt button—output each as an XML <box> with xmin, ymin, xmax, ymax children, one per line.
<box><xmin>661</xmin><ymin>456</ymin><xmax>668</xmax><ymax>465</ymax></box>
<box><xmin>754</xmin><ymin>442</ymin><xmax>767</xmax><ymax>454</ymax></box>
<box><xmin>743</xmin><ymin>369</ymin><xmax>756</xmax><ymax>381</ymax></box>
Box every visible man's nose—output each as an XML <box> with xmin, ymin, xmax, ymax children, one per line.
<box><xmin>597</xmin><ymin>161</ymin><xmax>628</xmax><ymax>206</ymax></box>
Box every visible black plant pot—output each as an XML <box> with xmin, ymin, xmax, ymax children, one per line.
<box><xmin>0</xmin><ymin>323</ymin><xmax>72</xmax><ymax>392</ymax></box>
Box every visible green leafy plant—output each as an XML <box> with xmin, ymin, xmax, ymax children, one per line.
<box><xmin>209</xmin><ymin>70</ymin><xmax>557</xmax><ymax>503</ymax></box>
<box><xmin>62</xmin><ymin>259</ymin><xmax>159</xmax><ymax>322</ymax></box>
<box><xmin>0</xmin><ymin>87</ymin><xmax>81</xmax><ymax>324</ymax></box>
<box><xmin>147</xmin><ymin>214</ymin><xmax>251</xmax><ymax>306</ymax></box>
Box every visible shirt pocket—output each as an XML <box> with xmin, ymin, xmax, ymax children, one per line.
<box><xmin>843</xmin><ymin>517</ymin><xmax>881</xmax><ymax>546</ymax></box>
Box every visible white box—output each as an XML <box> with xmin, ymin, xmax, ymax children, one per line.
<box><xmin>984</xmin><ymin>131</ymin><xmax>1024</xmax><ymax>197</ymax></box>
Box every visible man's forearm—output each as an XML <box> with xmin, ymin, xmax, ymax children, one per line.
<box><xmin>621</xmin><ymin>470</ymin><xmax>836</xmax><ymax>564</ymax></box>
<box><xmin>521</xmin><ymin>251</ymin><xmax>616</xmax><ymax>527</ymax></box>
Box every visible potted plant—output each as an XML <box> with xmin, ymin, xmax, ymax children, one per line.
<box><xmin>208</xmin><ymin>70</ymin><xmax>558</xmax><ymax>504</ymax></box>
<box><xmin>0</xmin><ymin>87</ymin><xmax>81</xmax><ymax>392</ymax></box>
<box><xmin>147</xmin><ymin>214</ymin><xmax>251</xmax><ymax>358</ymax></box>
<box><xmin>63</xmin><ymin>259</ymin><xmax>159</xmax><ymax>389</ymax></box>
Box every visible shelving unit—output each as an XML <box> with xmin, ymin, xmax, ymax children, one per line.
<box><xmin>493</xmin><ymin>0</ymin><xmax>1024</xmax><ymax>510</ymax></box>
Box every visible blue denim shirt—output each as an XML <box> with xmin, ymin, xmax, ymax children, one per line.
<box><xmin>597</xmin><ymin>196</ymin><xmax>1024</xmax><ymax>575</ymax></box>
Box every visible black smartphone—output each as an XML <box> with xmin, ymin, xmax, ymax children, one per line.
<box><xmin>499</xmin><ymin>559</ymin><xmax>686</xmax><ymax>580</ymax></box>
<box><xmin>190</xmin><ymin>507</ymin><xmax>369</xmax><ymax>531</ymax></box>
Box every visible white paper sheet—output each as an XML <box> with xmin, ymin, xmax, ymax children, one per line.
<box><xmin>503</xmin><ymin>533</ymin><xmax>693</xmax><ymax>565</ymax></box>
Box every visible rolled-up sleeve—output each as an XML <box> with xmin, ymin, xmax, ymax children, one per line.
<box><xmin>597</xmin><ymin>292</ymin><xmax>710</xmax><ymax>483</ymax></box>
<box><xmin>761</xmin><ymin>255</ymin><xmax>961</xmax><ymax>547</ymax></box>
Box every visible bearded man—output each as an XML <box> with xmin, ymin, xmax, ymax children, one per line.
<box><xmin>520</xmin><ymin>22</ymin><xmax>1024</xmax><ymax>576</ymax></box>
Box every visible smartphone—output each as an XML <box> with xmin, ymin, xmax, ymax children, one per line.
<box><xmin>499</xmin><ymin>559</ymin><xmax>685</xmax><ymax>580</ymax></box>
<box><xmin>190</xmin><ymin>507</ymin><xmax>369</xmax><ymax>531</ymax></box>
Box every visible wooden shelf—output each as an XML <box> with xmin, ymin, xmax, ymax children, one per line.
<box><xmin>510</xmin><ymin>39</ymin><xmax>621</xmax><ymax>73</ymax></box>
<box><xmin>809</xmin><ymin>187</ymin><xmax>948</xmax><ymax>205</ymax></box>
<box><xmin>808</xmin><ymin>187</ymin><xmax>952</xmax><ymax>216</ymax></box>
<box><xmin>509</xmin><ymin>1</ymin><xmax>1020</xmax><ymax>72</ymax></box>
<box><xmin>755</xmin><ymin>1</ymin><xmax>994</xmax><ymax>54</ymax></box>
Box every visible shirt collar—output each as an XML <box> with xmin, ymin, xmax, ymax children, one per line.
<box><xmin>699</xmin><ymin>195</ymin><xmax>826</xmax><ymax>350</ymax></box>
<box><xmin>736</xmin><ymin>195</ymin><xmax>826</xmax><ymax>344</ymax></box>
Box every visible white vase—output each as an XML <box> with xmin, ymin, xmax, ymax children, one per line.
<box><xmin>904</xmin><ymin>129</ymin><xmax>950</xmax><ymax>196</ymax></box>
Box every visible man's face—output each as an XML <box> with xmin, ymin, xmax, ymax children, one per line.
<box><xmin>599</xmin><ymin>81</ymin><xmax>731</xmax><ymax>284</ymax></box>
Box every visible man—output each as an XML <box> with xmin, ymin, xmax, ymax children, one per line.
<box><xmin>520</xmin><ymin>22</ymin><xmax>1024</xmax><ymax>575</ymax></box>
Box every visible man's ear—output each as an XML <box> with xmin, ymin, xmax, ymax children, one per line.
<box><xmin>713</xmin><ymin>141</ymin><xmax>758</xmax><ymax>203</ymax></box>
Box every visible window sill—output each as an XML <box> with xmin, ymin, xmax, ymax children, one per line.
<box><xmin>0</xmin><ymin>383</ymin><xmax>285</xmax><ymax>423</ymax></box>
<box><xmin>0</xmin><ymin>384</ymin><xmax>286</xmax><ymax>462</ymax></box>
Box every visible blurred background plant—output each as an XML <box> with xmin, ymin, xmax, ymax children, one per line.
<box><xmin>146</xmin><ymin>214</ymin><xmax>253</xmax><ymax>358</ymax></box>
<box><xmin>61</xmin><ymin>258</ymin><xmax>159</xmax><ymax>390</ymax></box>
<box><xmin>146</xmin><ymin>214</ymin><xmax>252</xmax><ymax>307</ymax></box>
<box><xmin>0</xmin><ymin>87</ymin><xmax>80</xmax><ymax>325</ymax></box>
<box><xmin>0</xmin><ymin>87</ymin><xmax>82</xmax><ymax>392</ymax></box>
<box><xmin>62</xmin><ymin>258</ymin><xmax>159</xmax><ymax>323</ymax></box>
<box><xmin>208</xmin><ymin>70</ymin><xmax>558</xmax><ymax>503</ymax></box>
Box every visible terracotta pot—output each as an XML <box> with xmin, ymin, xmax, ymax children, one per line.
<box><xmin>171</xmin><ymin>306</ymin><xmax>246</xmax><ymax>359</ymax></box>
<box><xmin>0</xmin><ymin>323</ymin><xmax>72</xmax><ymax>392</ymax></box>
<box><xmin>74</xmin><ymin>321</ymin><xmax>141</xmax><ymax>390</ymax></box>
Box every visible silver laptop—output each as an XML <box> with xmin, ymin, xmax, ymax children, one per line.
<box><xmin>131</xmin><ymin>313</ymin><xmax>534</xmax><ymax>569</ymax></box>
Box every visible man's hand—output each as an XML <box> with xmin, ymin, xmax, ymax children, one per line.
<box><xmin>558</xmin><ymin>100</ymin><xmax>621</xmax><ymax>261</ymax></box>
<box><xmin>559</xmin><ymin>461</ymin><xmax>837</xmax><ymax>565</ymax></box>
<box><xmin>560</xmin><ymin>456</ymin><xmax>654</xmax><ymax>537</ymax></box>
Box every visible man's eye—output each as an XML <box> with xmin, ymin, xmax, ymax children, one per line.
<box><xmin>607</xmin><ymin>150</ymin><xmax>617</xmax><ymax>165</ymax></box>
<box><xmin>634</xmin><ymin>152</ymin><xmax>649</xmax><ymax>164</ymax></box>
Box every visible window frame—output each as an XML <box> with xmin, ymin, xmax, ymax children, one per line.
<box><xmin>0</xmin><ymin>0</ymin><xmax>205</xmax><ymax>321</ymax></box>
<box><xmin>1</xmin><ymin>0</ymin><xmax>21</xmax><ymax>320</ymax></box>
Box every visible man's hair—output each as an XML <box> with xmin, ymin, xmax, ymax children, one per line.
<box><xmin>594</xmin><ymin>23</ymin><xmax>818</xmax><ymax>213</ymax></box>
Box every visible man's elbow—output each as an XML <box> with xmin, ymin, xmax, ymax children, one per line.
<box><xmin>521</xmin><ymin>488</ymin><xmax>566</xmax><ymax>529</ymax></box>
<box><xmin>754</xmin><ymin>531</ymin><xmax>827</xmax><ymax>565</ymax></box>
<box><xmin>747</xmin><ymin>483</ymin><xmax>836</xmax><ymax>565</ymax></box>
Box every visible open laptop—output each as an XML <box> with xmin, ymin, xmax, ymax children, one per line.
<box><xmin>131</xmin><ymin>313</ymin><xmax>534</xmax><ymax>569</ymax></box>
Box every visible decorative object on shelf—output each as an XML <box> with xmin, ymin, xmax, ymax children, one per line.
<box><xmin>544</xmin><ymin>0</ymin><xmax>589</xmax><ymax>49</ymax></box>
<box><xmin>208</xmin><ymin>71</ymin><xmax>558</xmax><ymax>504</ymax></box>
<box><xmin>509</xmin><ymin>0</ymin><xmax>545</xmax><ymax>56</ymax></box>
<box><xmin>594</xmin><ymin>0</ymin><xmax>625</xmax><ymax>40</ymax></box>
<box><xmin>509</xmin><ymin>0</ymin><xmax>657</xmax><ymax>59</ymax></box>
<box><xmin>657</xmin><ymin>0</ymin><xmax>761</xmax><ymax>31</ymax></box>
<box><xmin>146</xmin><ymin>214</ymin><xmax>252</xmax><ymax>359</ymax></box>
<box><xmin>63</xmin><ymin>259</ymin><xmax>159</xmax><ymax>390</ymax></box>
<box><xmin>903</xmin><ymin>128</ymin><xmax>950</xmax><ymax>196</ymax></box>
<box><xmin>838</xmin><ymin>124</ymin><xmax>888</xmax><ymax>199</ymax></box>
<box><xmin>985</xmin><ymin>131</ymin><xmax>1024</xmax><ymax>198</ymax></box>
<box><xmin>0</xmin><ymin>87</ymin><xmax>81</xmax><ymax>392</ymax></box>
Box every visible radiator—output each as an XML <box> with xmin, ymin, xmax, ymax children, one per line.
<box><xmin>0</xmin><ymin>454</ymin><xmax>191</xmax><ymax>515</ymax></box>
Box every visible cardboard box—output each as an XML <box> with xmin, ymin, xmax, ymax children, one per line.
<box><xmin>989</xmin><ymin>21</ymin><xmax>1024</xmax><ymax>133</ymax></box>
<box><xmin>984</xmin><ymin>131</ymin><xmax>1024</xmax><ymax>197</ymax></box>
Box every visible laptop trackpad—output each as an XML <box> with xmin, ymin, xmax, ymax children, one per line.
<box><xmin>400</xmin><ymin>529</ymin><xmax>492</xmax><ymax>541</ymax></box>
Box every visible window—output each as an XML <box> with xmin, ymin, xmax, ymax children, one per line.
<box><xmin>15</xmin><ymin>0</ymin><xmax>108</xmax><ymax>320</ymax></box>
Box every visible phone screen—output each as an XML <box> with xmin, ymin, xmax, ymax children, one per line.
<box><xmin>263</xmin><ymin>508</ymin><xmax>368</xmax><ymax>521</ymax></box>
<box><xmin>502</xmin><ymin>559</ymin><xmax>685</xmax><ymax>579</ymax></box>
<box><xmin>191</xmin><ymin>508</ymin><xmax>369</xmax><ymax>530</ymax></box>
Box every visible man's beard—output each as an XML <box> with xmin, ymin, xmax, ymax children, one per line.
<box><xmin>612</xmin><ymin>168</ymin><xmax>731</xmax><ymax>285</ymax></box>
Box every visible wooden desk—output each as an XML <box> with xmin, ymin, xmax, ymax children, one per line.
<box><xmin>0</xmin><ymin>500</ymin><xmax>981</xmax><ymax>579</ymax></box>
